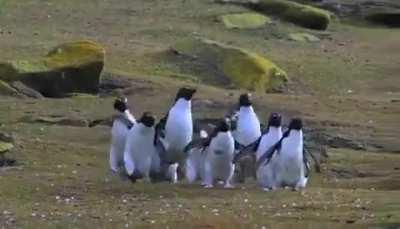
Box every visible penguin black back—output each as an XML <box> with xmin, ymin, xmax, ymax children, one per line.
<box><xmin>175</xmin><ymin>87</ymin><xmax>197</xmax><ymax>101</ymax></box>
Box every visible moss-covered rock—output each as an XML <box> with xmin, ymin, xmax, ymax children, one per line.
<box><xmin>289</xmin><ymin>33</ymin><xmax>320</xmax><ymax>42</ymax></box>
<box><xmin>253</xmin><ymin>0</ymin><xmax>331</xmax><ymax>30</ymax></box>
<box><xmin>172</xmin><ymin>38</ymin><xmax>287</xmax><ymax>92</ymax></box>
<box><xmin>220</xmin><ymin>13</ymin><xmax>271</xmax><ymax>29</ymax></box>
<box><xmin>0</xmin><ymin>141</ymin><xmax>13</xmax><ymax>154</ymax></box>
<box><xmin>0</xmin><ymin>40</ymin><xmax>105</xmax><ymax>97</ymax></box>
<box><xmin>0</xmin><ymin>79</ymin><xmax>19</xmax><ymax>97</ymax></box>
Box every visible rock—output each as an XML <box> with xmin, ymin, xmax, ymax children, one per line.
<box><xmin>251</xmin><ymin>0</ymin><xmax>331</xmax><ymax>30</ymax></box>
<box><xmin>0</xmin><ymin>80</ymin><xmax>20</xmax><ymax>97</ymax></box>
<box><xmin>0</xmin><ymin>132</ymin><xmax>14</xmax><ymax>143</ymax></box>
<box><xmin>100</xmin><ymin>73</ymin><xmax>132</xmax><ymax>92</ymax></box>
<box><xmin>172</xmin><ymin>38</ymin><xmax>287</xmax><ymax>92</ymax></box>
<box><xmin>220</xmin><ymin>13</ymin><xmax>271</xmax><ymax>29</ymax></box>
<box><xmin>289</xmin><ymin>33</ymin><xmax>320</xmax><ymax>42</ymax></box>
<box><xmin>365</xmin><ymin>11</ymin><xmax>400</xmax><ymax>27</ymax></box>
<box><xmin>10</xmin><ymin>81</ymin><xmax>44</xmax><ymax>98</ymax></box>
<box><xmin>0</xmin><ymin>142</ymin><xmax>13</xmax><ymax>154</ymax></box>
<box><xmin>21</xmin><ymin>116</ymin><xmax>89</xmax><ymax>127</ymax></box>
<box><xmin>0</xmin><ymin>40</ymin><xmax>105</xmax><ymax>97</ymax></box>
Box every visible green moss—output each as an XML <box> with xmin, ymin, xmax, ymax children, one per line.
<box><xmin>220</xmin><ymin>13</ymin><xmax>271</xmax><ymax>29</ymax></box>
<box><xmin>173</xmin><ymin>38</ymin><xmax>287</xmax><ymax>92</ymax></box>
<box><xmin>0</xmin><ymin>141</ymin><xmax>13</xmax><ymax>153</ymax></box>
<box><xmin>0</xmin><ymin>40</ymin><xmax>105</xmax><ymax>97</ymax></box>
<box><xmin>255</xmin><ymin>0</ymin><xmax>331</xmax><ymax>30</ymax></box>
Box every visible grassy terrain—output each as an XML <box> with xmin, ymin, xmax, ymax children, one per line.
<box><xmin>0</xmin><ymin>0</ymin><xmax>399</xmax><ymax>228</ymax></box>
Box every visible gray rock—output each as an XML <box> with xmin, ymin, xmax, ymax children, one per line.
<box><xmin>10</xmin><ymin>81</ymin><xmax>44</xmax><ymax>99</ymax></box>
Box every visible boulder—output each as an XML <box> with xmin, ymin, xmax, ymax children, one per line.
<box><xmin>172</xmin><ymin>38</ymin><xmax>287</xmax><ymax>92</ymax></box>
<box><xmin>220</xmin><ymin>13</ymin><xmax>271</xmax><ymax>29</ymax></box>
<box><xmin>21</xmin><ymin>115</ymin><xmax>89</xmax><ymax>127</ymax></box>
<box><xmin>0</xmin><ymin>79</ymin><xmax>20</xmax><ymax>97</ymax></box>
<box><xmin>289</xmin><ymin>33</ymin><xmax>320</xmax><ymax>42</ymax></box>
<box><xmin>365</xmin><ymin>11</ymin><xmax>400</xmax><ymax>27</ymax></box>
<box><xmin>10</xmin><ymin>81</ymin><xmax>44</xmax><ymax>98</ymax></box>
<box><xmin>252</xmin><ymin>0</ymin><xmax>331</xmax><ymax>30</ymax></box>
<box><xmin>0</xmin><ymin>40</ymin><xmax>105</xmax><ymax>97</ymax></box>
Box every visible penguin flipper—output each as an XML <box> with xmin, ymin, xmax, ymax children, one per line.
<box><xmin>155</xmin><ymin>113</ymin><xmax>168</xmax><ymax>138</ymax></box>
<box><xmin>256</xmin><ymin>142</ymin><xmax>279</xmax><ymax>170</ymax></box>
<box><xmin>232</xmin><ymin>137</ymin><xmax>261</xmax><ymax>163</ymax></box>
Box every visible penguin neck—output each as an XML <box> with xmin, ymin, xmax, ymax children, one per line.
<box><xmin>289</xmin><ymin>129</ymin><xmax>303</xmax><ymax>140</ymax></box>
<box><xmin>173</xmin><ymin>99</ymin><xmax>191</xmax><ymax>111</ymax></box>
<box><xmin>137</xmin><ymin>123</ymin><xmax>154</xmax><ymax>135</ymax></box>
<box><xmin>239</xmin><ymin>105</ymin><xmax>254</xmax><ymax>114</ymax></box>
<box><xmin>123</xmin><ymin>110</ymin><xmax>136</xmax><ymax>123</ymax></box>
<box><xmin>267</xmin><ymin>126</ymin><xmax>282</xmax><ymax>136</ymax></box>
<box><xmin>282</xmin><ymin>129</ymin><xmax>303</xmax><ymax>156</ymax></box>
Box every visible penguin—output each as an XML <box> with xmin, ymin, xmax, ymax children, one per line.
<box><xmin>123</xmin><ymin>112</ymin><xmax>160</xmax><ymax>183</ymax></box>
<box><xmin>233</xmin><ymin>113</ymin><xmax>283</xmax><ymax>189</ymax></box>
<box><xmin>203</xmin><ymin>118</ymin><xmax>235</xmax><ymax>188</ymax></box>
<box><xmin>257</xmin><ymin>118</ymin><xmax>310</xmax><ymax>191</ymax></box>
<box><xmin>230</xmin><ymin>93</ymin><xmax>262</xmax><ymax>183</ymax></box>
<box><xmin>233</xmin><ymin>93</ymin><xmax>261</xmax><ymax>148</ymax></box>
<box><xmin>156</xmin><ymin>87</ymin><xmax>196</xmax><ymax>183</ymax></box>
<box><xmin>109</xmin><ymin>97</ymin><xmax>136</xmax><ymax>174</ymax></box>
<box><xmin>184</xmin><ymin>130</ymin><xmax>209</xmax><ymax>184</ymax></box>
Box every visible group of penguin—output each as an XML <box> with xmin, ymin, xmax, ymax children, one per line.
<box><xmin>109</xmin><ymin>87</ymin><xmax>311</xmax><ymax>191</ymax></box>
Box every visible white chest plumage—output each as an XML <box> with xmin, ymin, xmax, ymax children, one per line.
<box><xmin>235</xmin><ymin>106</ymin><xmax>261</xmax><ymax>146</ymax></box>
<box><xmin>256</xmin><ymin>127</ymin><xmax>282</xmax><ymax>160</ymax></box>
<box><xmin>165</xmin><ymin>99</ymin><xmax>193</xmax><ymax>158</ymax></box>
<box><xmin>205</xmin><ymin>132</ymin><xmax>235</xmax><ymax>182</ymax></box>
<box><xmin>109</xmin><ymin>110</ymin><xmax>136</xmax><ymax>173</ymax></box>
<box><xmin>123</xmin><ymin>123</ymin><xmax>156</xmax><ymax>177</ymax></box>
<box><xmin>276</xmin><ymin>131</ymin><xmax>306</xmax><ymax>187</ymax></box>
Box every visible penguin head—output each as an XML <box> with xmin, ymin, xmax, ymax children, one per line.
<box><xmin>288</xmin><ymin>118</ymin><xmax>303</xmax><ymax>131</ymax></box>
<box><xmin>175</xmin><ymin>87</ymin><xmax>197</xmax><ymax>101</ymax></box>
<box><xmin>114</xmin><ymin>97</ymin><xmax>128</xmax><ymax>113</ymax></box>
<box><xmin>216</xmin><ymin>118</ymin><xmax>231</xmax><ymax>133</ymax></box>
<box><xmin>239</xmin><ymin>93</ymin><xmax>252</xmax><ymax>107</ymax></box>
<box><xmin>139</xmin><ymin>112</ymin><xmax>155</xmax><ymax>127</ymax></box>
<box><xmin>268</xmin><ymin>112</ymin><xmax>282</xmax><ymax>128</ymax></box>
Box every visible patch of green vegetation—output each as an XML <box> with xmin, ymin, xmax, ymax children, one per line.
<box><xmin>255</xmin><ymin>0</ymin><xmax>331</xmax><ymax>30</ymax></box>
<box><xmin>0</xmin><ymin>141</ymin><xmax>13</xmax><ymax>153</ymax></box>
<box><xmin>220</xmin><ymin>13</ymin><xmax>271</xmax><ymax>29</ymax></box>
<box><xmin>172</xmin><ymin>37</ymin><xmax>287</xmax><ymax>92</ymax></box>
<box><xmin>0</xmin><ymin>40</ymin><xmax>104</xmax><ymax>97</ymax></box>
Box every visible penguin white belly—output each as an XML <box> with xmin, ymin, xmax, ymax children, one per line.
<box><xmin>277</xmin><ymin>143</ymin><xmax>304</xmax><ymax>187</ymax></box>
<box><xmin>236</xmin><ymin>111</ymin><xmax>261</xmax><ymax>146</ymax></box>
<box><xmin>185</xmin><ymin>148</ymin><xmax>206</xmax><ymax>183</ymax></box>
<box><xmin>165</xmin><ymin>109</ymin><xmax>192</xmax><ymax>162</ymax></box>
<box><xmin>257</xmin><ymin>154</ymin><xmax>279</xmax><ymax>189</ymax></box>
<box><xmin>204</xmin><ymin>134</ymin><xmax>235</xmax><ymax>183</ymax></box>
<box><xmin>124</xmin><ymin>126</ymin><xmax>155</xmax><ymax>178</ymax></box>
<box><xmin>110</xmin><ymin>120</ymin><xmax>129</xmax><ymax>172</ymax></box>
